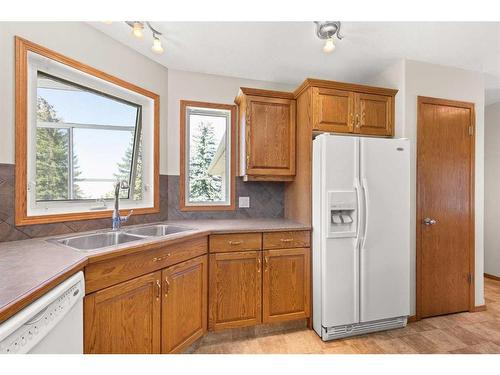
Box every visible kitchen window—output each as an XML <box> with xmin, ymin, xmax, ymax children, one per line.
<box><xmin>180</xmin><ymin>101</ymin><xmax>236</xmax><ymax>211</ymax></box>
<box><xmin>15</xmin><ymin>37</ymin><xmax>159</xmax><ymax>225</ymax></box>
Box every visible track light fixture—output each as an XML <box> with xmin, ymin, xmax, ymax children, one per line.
<box><xmin>314</xmin><ymin>21</ymin><xmax>343</xmax><ymax>54</ymax></box>
<box><xmin>124</xmin><ymin>21</ymin><xmax>165</xmax><ymax>54</ymax></box>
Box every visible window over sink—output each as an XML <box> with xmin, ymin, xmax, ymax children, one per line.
<box><xmin>15</xmin><ymin>37</ymin><xmax>159</xmax><ymax>225</ymax></box>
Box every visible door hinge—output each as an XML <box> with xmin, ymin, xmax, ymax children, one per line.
<box><xmin>469</xmin><ymin>126</ymin><xmax>474</xmax><ymax>136</ymax></box>
<box><xmin>467</xmin><ymin>273</ymin><xmax>474</xmax><ymax>284</ymax></box>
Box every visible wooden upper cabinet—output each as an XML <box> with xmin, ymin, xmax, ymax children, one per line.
<box><xmin>84</xmin><ymin>271</ymin><xmax>161</xmax><ymax>354</ymax></box>
<box><xmin>313</xmin><ymin>87</ymin><xmax>354</xmax><ymax>133</ymax></box>
<box><xmin>162</xmin><ymin>255</ymin><xmax>207</xmax><ymax>354</ymax></box>
<box><xmin>209</xmin><ymin>251</ymin><xmax>262</xmax><ymax>330</ymax></box>
<box><xmin>354</xmin><ymin>93</ymin><xmax>393</xmax><ymax>136</ymax></box>
<box><xmin>235</xmin><ymin>88</ymin><xmax>296</xmax><ymax>181</ymax></box>
<box><xmin>296</xmin><ymin>79</ymin><xmax>397</xmax><ymax>137</ymax></box>
<box><xmin>262</xmin><ymin>248</ymin><xmax>310</xmax><ymax>323</ymax></box>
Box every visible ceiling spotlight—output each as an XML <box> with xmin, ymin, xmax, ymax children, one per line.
<box><xmin>152</xmin><ymin>35</ymin><xmax>164</xmax><ymax>54</ymax></box>
<box><xmin>132</xmin><ymin>22</ymin><xmax>144</xmax><ymax>38</ymax></box>
<box><xmin>323</xmin><ymin>38</ymin><xmax>336</xmax><ymax>53</ymax></box>
<box><xmin>314</xmin><ymin>21</ymin><xmax>343</xmax><ymax>54</ymax></box>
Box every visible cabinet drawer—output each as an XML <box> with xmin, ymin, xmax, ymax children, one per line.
<box><xmin>209</xmin><ymin>233</ymin><xmax>262</xmax><ymax>253</ymax></box>
<box><xmin>85</xmin><ymin>236</ymin><xmax>208</xmax><ymax>293</ymax></box>
<box><xmin>263</xmin><ymin>231</ymin><xmax>310</xmax><ymax>249</ymax></box>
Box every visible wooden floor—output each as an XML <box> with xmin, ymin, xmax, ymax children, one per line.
<box><xmin>193</xmin><ymin>278</ymin><xmax>500</xmax><ymax>354</ymax></box>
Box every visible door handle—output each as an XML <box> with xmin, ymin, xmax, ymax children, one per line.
<box><xmin>423</xmin><ymin>218</ymin><xmax>437</xmax><ymax>226</ymax></box>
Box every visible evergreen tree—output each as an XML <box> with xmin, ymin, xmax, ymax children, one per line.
<box><xmin>189</xmin><ymin>121</ymin><xmax>222</xmax><ymax>202</ymax></box>
<box><xmin>113</xmin><ymin>133</ymin><xmax>143</xmax><ymax>200</ymax></box>
<box><xmin>36</xmin><ymin>97</ymin><xmax>83</xmax><ymax>200</ymax></box>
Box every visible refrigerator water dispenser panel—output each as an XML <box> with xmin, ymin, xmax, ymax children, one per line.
<box><xmin>328</xmin><ymin>191</ymin><xmax>357</xmax><ymax>238</ymax></box>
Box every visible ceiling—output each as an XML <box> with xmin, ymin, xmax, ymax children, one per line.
<box><xmin>90</xmin><ymin>22</ymin><xmax>500</xmax><ymax>105</ymax></box>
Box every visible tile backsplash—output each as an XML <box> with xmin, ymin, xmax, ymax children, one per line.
<box><xmin>0</xmin><ymin>164</ymin><xmax>284</xmax><ymax>242</ymax></box>
<box><xmin>166</xmin><ymin>175</ymin><xmax>284</xmax><ymax>220</ymax></box>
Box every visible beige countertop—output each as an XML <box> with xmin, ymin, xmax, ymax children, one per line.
<box><xmin>0</xmin><ymin>218</ymin><xmax>310</xmax><ymax>323</ymax></box>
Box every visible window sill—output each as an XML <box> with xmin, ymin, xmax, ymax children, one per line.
<box><xmin>179</xmin><ymin>203</ymin><xmax>236</xmax><ymax>212</ymax></box>
<box><xmin>15</xmin><ymin>206</ymin><xmax>160</xmax><ymax>227</ymax></box>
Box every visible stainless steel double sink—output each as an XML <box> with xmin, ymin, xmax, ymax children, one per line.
<box><xmin>51</xmin><ymin>224</ymin><xmax>192</xmax><ymax>252</ymax></box>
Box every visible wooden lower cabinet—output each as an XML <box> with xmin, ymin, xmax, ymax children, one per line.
<box><xmin>84</xmin><ymin>271</ymin><xmax>161</xmax><ymax>354</ymax></box>
<box><xmin>262</xmin><ymin>248</ymin><xmax>311</xmax><ymax>323</ymax></box>
<box><xmin>209</xmin><ymin>251</ymin><xmax>262</xmax><ymax>330</ymax></box>
<box><xmin>162</xmin><ymin>255</ymin><xmax>207</xmax><ymax>353</ymax></box>
<box><xmin>84</xmin><ymin>255</ymin><xmax>208</xmax><ymax>354</ymax></box>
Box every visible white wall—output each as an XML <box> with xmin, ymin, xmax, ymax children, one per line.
<box><xmin>369</xmin><ymin>59</ymin><xmax>486</xmax><ymax>312</ymax></box>
<box><xmin>0</xmin><ymin>22</ymin><xmax>170</xmax><ymax>173</ymax></box>
<box><xmin>366</xmin><ymin>59</ymin><xmax>406</xmax><ymax>138</ymax></box>
<box><xmin>485</xmin><ymin>102</ymin><xmax>500</xmax><ymax>277</ymax></box>
<box><xmin>166</xmin><ymin>69</ymin><xmax>295</xmax><ymax>174</ymax></box>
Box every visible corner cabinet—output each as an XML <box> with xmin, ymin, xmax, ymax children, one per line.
<box><xmin>235</xmin><ymin>88</ymin><xmax>296</xmax><ymax>181</ymax></box>
<box><xmin>84</xmin><ymin>237</ymin><xmax>208</xmax><ymax>354</ymax></box>
<box><xmin>303</xmin><ymin>79</ymin><xmax>397</xmax><ymax>137</ymax></box>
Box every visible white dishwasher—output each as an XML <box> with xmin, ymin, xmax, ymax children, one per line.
<box><xmin>0</xmin><ymin>271</ymin><xmax>84</xmax><ymax>354</ymax></box>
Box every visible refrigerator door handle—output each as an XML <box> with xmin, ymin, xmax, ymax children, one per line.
<box><xmin>354</xmin><ymin>180</ymin><xmax>363</xmax><ymax>250</ymax></box>
<box><xmin>361</xmin><ymin>177</ymin><xmax>369</xmax><ymax>251</ymax></box>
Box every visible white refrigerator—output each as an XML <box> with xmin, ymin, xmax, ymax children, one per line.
<box><xmin>312</xmin><ymin>133</ymin><xmax>410</xmax><ymax>341</ymax></box>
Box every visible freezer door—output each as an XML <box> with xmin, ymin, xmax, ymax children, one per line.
<box><xmin>359</xmin><ymin>138</ymin><xmax>410</xmax><ymax>322</ymax></box>
<box><xmin>313</xmin><ymin>135</ymin><xmax>361</xmax><ymax>328</ymax></box>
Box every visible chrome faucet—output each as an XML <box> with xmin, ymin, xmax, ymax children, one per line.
<box><xmin>112</xmin><ymin>180</ymin><xmax>133</xmax><ymax>231</ymax></box>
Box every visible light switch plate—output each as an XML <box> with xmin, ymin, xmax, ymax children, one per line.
<box><xmin>239</xmin><ymin>196</ymin><xmax>250</xmax><ymax>208</ymax></box>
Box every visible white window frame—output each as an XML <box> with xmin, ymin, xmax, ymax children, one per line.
<box><xmin>184</xmin><ymin>106</ymin><xmax>232</xmax><ymax>207</ymax></box>
<box><xmin>26</xmin><ymin>51</ymin><xmax>155</xmax><ymax>217</ymax></box>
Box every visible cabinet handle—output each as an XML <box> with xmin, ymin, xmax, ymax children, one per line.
<box><xmin>355</xmin><ymin>114</ymin><xmax>360</xmax><ymax>128</ymax></box>
<box><xmin>257</xmin><ymin>257</ymin><xmax>261</xmax><ymax>273</ymax></box>
<box><xmin>350</xmin><ymin>113</ymin><xmax>354</xmax><ymax>127</ymax></box>
<box><xmin>280</xmin><ymin>238</ymin><xmax>293</xmax><ymax>243</ymax></box>
<box><xmin>164</xmin><ymin>277</ymin><xmax>170</xmax><ymax>297</ymax></box>
<box><xmin>153</xmin><ymin>253</ymin><xmax>171</xmax><ymax>262</ymax></box>
<box><xmin>264</xmin><ymin>257</ymin><xmax>269</xmax><ymax>272</ymax></box>
<box><xmin>156</xmin><ymin>280</ymin><xmax>161</xmax><ymax>301</ymax></box>
<box><xmin>229</xmin><ymin>240</ymin><xmax>242</xmax><ymax>245</ymax></box>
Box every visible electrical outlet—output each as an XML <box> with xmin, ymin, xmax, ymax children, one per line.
<box><xmin>239</xmin><ymin>196</ymin><xmax>250</xmax><ymax>208</ymax></box>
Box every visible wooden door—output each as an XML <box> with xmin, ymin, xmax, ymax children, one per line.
<box><xmin>262</xmin><ymin>248</ymin><xmax>310</xmax><ymax>323</ymax></box>
<box><xmin>162</xmin><ymin>255</ymin><xmax>207</xmax><ymax>353</ymax></box>
<box><xmin>354</xmin><ymin>93</ymin><xmax>393</xmax><ymax>136</ymax></box>
<box><xmin>209</xmin><ymin>251</ymin><xmax>262</xmax><ymax>330</ymax></box>
<box><xmin>84</xmin><ymin>271</ymin><xmax>161</xmax><ymax>354</ymax></box>
<box><xmin>417</xmin><ymin>96</ymin><xmax>475</xmax><ymax>319</ymax></box>
<box><xmin>312</xmin><ymin>87</ymin><xmax>354</xmax><ymax>133</ymax></box>
<box><xmin>246</xmin><ymin>96</ymin><xmax>296</xmax><ymax>177</ymax></box>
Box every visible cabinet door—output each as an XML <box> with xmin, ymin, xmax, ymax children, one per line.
<box><xmin>246</xmin><ymin>96</ymin><xmax>296</xmax><ymax>177</ymax></box>
<box><xmin>313</xmin><ymin>87</ymin><xmax>354</xmax><ymax>133</ymax></box>
<box><xmin>84</xmin><ymin>271</ymin><xmax>161</xmax><ymax>354</ymax></box>
<box><xmin>354</xmin><ymin>93</ymin><xmax>393</xmax><ymax>136</ymax></box>
<box><xmin>162</xmin><ymin>255</ymin><xmax>207</xmax><ymax>353</ymax></box>
<box><xmin>262</xmin><ymin>248</ymin><xmax>310</xmax><ymax>323</ymax></box>
<box><xmin>209</xmin><ymin>251</ymin><xmax>262</xmax><ymax>330</ymax></box>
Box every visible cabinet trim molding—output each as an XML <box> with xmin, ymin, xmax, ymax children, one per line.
<box><xmin>293</xmin><ymin>78</ymin><xmax>398</xmax><ymax>98</ymax></box>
